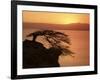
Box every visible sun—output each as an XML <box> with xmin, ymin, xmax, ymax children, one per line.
<box><xmin>60</xmin><ymin>17</ymin><xmax>79</xmax><ymax>24</ymax></box>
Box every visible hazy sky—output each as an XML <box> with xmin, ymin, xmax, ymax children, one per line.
<box><xmin>22</xmin><ymin>11</ymin><xmax>90</xmax><ymax>24</ymax></box>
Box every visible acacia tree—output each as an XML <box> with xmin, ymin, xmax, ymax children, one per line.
<box><xmin>27</xmin><ymin>30</ymin><xmax>74</xmax><ymax>56</ymax></box>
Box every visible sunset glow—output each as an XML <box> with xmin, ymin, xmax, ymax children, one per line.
<box><xmin>23</xmin><ymin>11</ymin><xmax>89</xmax><ymax>24</ymax></box>
<box><xmin>23</xmin><ymin>11</ymin><xmax>90</xmax><ymax>67</ymax></box>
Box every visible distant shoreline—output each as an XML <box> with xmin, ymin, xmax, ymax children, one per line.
<box><xmin>23</xmin><ymin>22</ymin><xmax>89</xmax><ymax>31</ymax></box>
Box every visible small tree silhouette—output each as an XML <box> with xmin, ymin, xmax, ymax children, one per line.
<box><xmin>27</xmin><ymin>30</ymin><xmax>74</xmax><ymax>56</ymax></box>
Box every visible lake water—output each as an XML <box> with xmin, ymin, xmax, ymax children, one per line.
<box><xmin>23</xmin><ymin>29</ymin><xmax>89</xmax><ymax>67</ymax></box>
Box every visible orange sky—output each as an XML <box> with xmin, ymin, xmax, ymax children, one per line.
<box><xmin>22</xmin><ymin>11</ymin><xmax>90</xmax><ymax>24</ymax></box>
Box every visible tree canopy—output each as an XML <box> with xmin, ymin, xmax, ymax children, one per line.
<box><xmin>27</xmin><ymin>30</ymin><xmax>74</xmax><ymax>56</ymax></box>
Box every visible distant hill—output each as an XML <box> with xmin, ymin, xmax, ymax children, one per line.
<box><xmin>23</xmin><ymin>23</ymin><xmax>89</xmax><ymax>30</ymax></box>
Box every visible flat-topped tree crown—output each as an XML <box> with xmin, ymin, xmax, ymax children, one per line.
<box><xmin>27</xmin><ymin>30</ymin><xmax>74</xmax><ymax>56</ymax></box>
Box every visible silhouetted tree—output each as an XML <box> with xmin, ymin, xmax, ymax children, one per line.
<box><xmin>23</xmin><ymin>30</ymin><xmax>74</xmax><ymax>68</ymax></box>
<box><xmin>27</xmin><ymin>30</ymin><xmax>74</xmax><ymax>56</ymax></box>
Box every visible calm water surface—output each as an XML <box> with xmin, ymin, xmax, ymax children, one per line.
<box><xmin>23</xmin><ymin>29</ymin><xmax>89</xmax><ymax>67</ymax></box>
